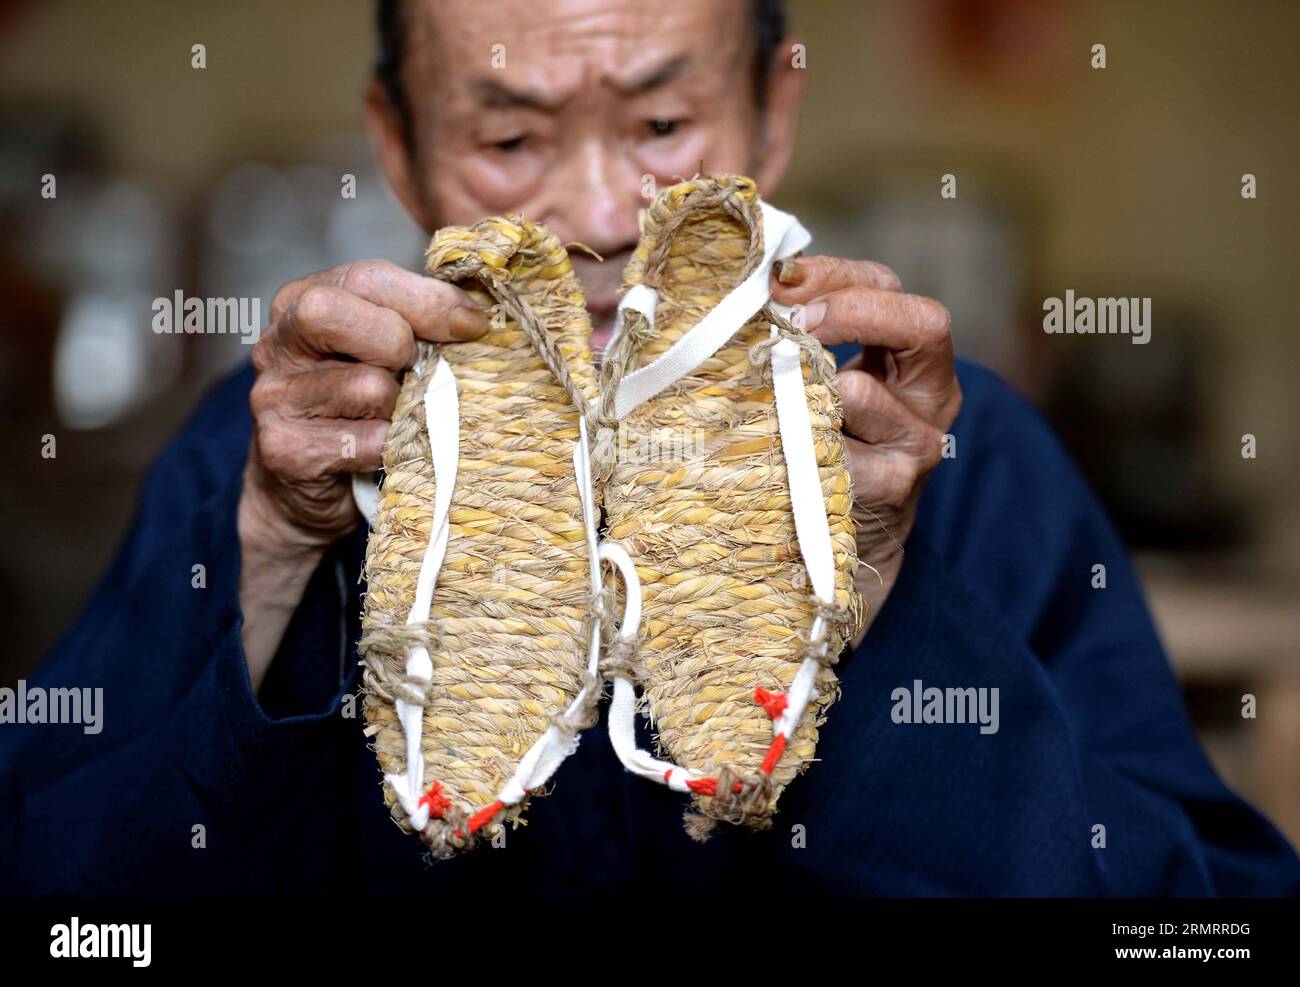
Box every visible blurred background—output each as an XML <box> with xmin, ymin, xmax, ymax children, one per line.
<box><xmin>1</xmin><ymin>0</ymin><xmax>1296</xmax><ymax>849</ymax></box>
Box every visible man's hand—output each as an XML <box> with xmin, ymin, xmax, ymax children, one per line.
<box><xmin>239</xmin><ymin>259</ymin><xmax>488</xmax><ymax>690</ymax></box>
<box><xmin>771</xmin><ymin>256</ymin><xmax>962</xmax><ymax>643</ymax></box>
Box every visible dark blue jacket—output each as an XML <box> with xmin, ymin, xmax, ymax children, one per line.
<box><xmin>3</xmin><ymin>358</ymin><xmax>1296</xmax><ymax>896</ymax></box>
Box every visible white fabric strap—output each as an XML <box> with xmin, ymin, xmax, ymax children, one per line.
<box><xmin>492</xmin><ymin>418</ymin><xmax>606</xmax><ymax>805</ymax></box>
<box><xmin>601</xmin><ymin>541</ymin><xmax>707</xmax><ymax>793</ymax></box>
<box><xmin>767</xmin><ymin>327</ymin><xmax>839</xmax><ymax>737</ymax></box>
<box><xmin>769</xmin><ymin>333</ymin><xmax>836</xmax><ymax>605</ymax></box>
<box><xmin>610</xmin><ymin>283</ymin><xmax>658</xmax><ymax>352</ymax></box>
<box><xmin>613</xmin><ymin>201</ymin><xmax>811</xmax><ymax>419</ymax></box>
<box><xmin>352</xmin><ymin>353</ymin><xmax>435</xmax><ymax>528</ymax></box>
<box><xmin>352</xmin><ymin>473</ymin><xmax>380</xmax><ymax>528</ymax></box>
<box><xmin>384</xmin><ymin>357</ymin><xmax>459</xmax><ymax>830</ymax></box>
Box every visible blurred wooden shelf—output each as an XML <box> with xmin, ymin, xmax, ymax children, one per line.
<box><xmin>1137</xmin><ymin>555</ymin><xmax>1300</xmax><ymax>855</ymax></box>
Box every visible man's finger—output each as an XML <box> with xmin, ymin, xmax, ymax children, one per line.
<box><xmin>804</xmin><ymin>286</ymin><xmax>950</xmax><ymax>351</ymax></box>
<box><xmin>285</xmin><ymin>363</ymin><xmax>401</xmax><ymax>421</ymax></box>
<box><xmin>331</xmin><ymin>418</ymin><xmax>390</xmax><ymax>473</ymax></box>
<box><xmin>838</xmin><ymin>369</ymin><xmax>931</xmax><ymax>449</ymax></box>
<box><xmin>809</xmin><ymin>286</ymin><xmax>954</xmax><ymax>409</ymax></box>
<box><xmin>256</xmin><ymin>415</ymin><xmax>389</xmax><ymax>482</ymax></box>
<box><xmin>329</xmin><ymin>260</ymin><xmax>489</xmax><ymax>342</ymax></box>
<box><xmin>274</xmin><ymin>259</ymin><xmax>488</xmax><ymax>342</ymax></box>
<box><xmin>836</xmin><ymin>347</ymin><xmax>891</xmax><ymax>382</ymax></box>
<box><xmin>841</xmin><ymin>435</ymin><xmax>918</xmax><ymax>521</ymax></box>
<box><xmin>771</xmin><ymin>255</ymin><xmax>903</xmax><ymax>305</ymax></box>
<box><xmin>283</xmin><ymin>285</ymin><xmax>418</xmax><ymax>370</ymax></box>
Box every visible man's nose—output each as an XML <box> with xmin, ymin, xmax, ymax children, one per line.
<box><xmin>547</xmin><ymin>138</ymin><xmax>642</xmax><ymax>259</ymax></box>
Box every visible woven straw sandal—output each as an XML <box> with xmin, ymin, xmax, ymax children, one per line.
<box><xmin>598</xmin><ymin>175</ymin><xmax>866</xmax><ymax>840</ymax></box>
<box><xmin>358</xmin><ymin>217</ymin><xmax>614</xmax><ymax>858</ymax></box>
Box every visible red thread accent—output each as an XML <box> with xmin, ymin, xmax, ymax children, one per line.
<box><xmin>664</xmin><ymin>769</ymin><xmax>674</xmax><ymax>783</ymax></box>
<box><xmin>754</xmin><ymin>687</ymin><xmax>788</xmax><ymax>720</ymax></box>
<box><xmin>418</xmin><ymin>781</ymin><xmax>452</xmax><ymax>818</ymax></box>
<box><xmin>467</xmin><ymin>800</ymin><xmax>505</xmax><ymax>833</ymax></box>
<box><xmin>760</xmin><ymin>733</ymin><xmax>788</xmax><ymax>775</ymax></box>
<box><xmin>687</xmin><ymin>777</ymin><xmax>717</xmax><ymax>796</ymax></box>
<box><xmin>686</xmin><ymin>776</ymin><xmax>745</xmax><ymax>796</ymax></box>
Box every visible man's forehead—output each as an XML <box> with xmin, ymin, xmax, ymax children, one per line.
<box><xmin>407</xmin><ymin>0</ymin><xmax>749</xmax><ymax>94</ymax></box>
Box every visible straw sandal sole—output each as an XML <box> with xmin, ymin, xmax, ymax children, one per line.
<box><xmin>361</xmin><ymin>218</ymin><xmax>600</xmax><ymax>857</ymax></box>
<box><xmin>603</xmin><ymin>175</ymin><xmax>866</xmax><ymax>838</ymax></box>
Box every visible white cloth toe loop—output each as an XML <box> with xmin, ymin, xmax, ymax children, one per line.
<box><xmin>612</xmin><ymin>201</ymin><xmax>811</xmax><ymax>419</ymax></box>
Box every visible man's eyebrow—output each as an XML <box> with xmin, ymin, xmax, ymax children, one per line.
<box><xmin>612</xmin><ymin>55</ymin><xmax>690</xmax><ymax>95</ymax></box>
<box><xmin>470</xmin><ymin>78</ymin><xmax>557</xmax><ymax>111</ymax></box>
<box><xmin>468</xmin><ymin>54</ymin><xmax>690</xmax><ymax>110</ymax></box>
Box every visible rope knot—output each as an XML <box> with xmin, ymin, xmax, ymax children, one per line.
<box><xmin>810</xmin><ymin>593</ymin><xmax>852</xmax><ymax>629</ymax></box>
<box><xmin>749</xmin><ymin>308</ymin><xmax>836</xmax><ymax>385</ymax></box>
<box><xmin>598</xmin><ymin>634</ymin><xmax>643</xmax><ymax>684</ymax></box>
<box><xmin>798</xmin><ymin>594</ymin><xmax>853</xmax><ymax>667</ymax></box>
<box><xmin>748</xmin><ymin>331</ymin><xmax>782</xmax><ymax>368</ymax></box>
<box><xmin>687</xmin><ymin>765</ymin><xmax>775</xmax><ymax>837</ymax></box>
<box><xmin>591</xmin><ymin>425</ymin><xmax>617</xmax><ymax>484</ymax></box>
<box><xmin>798</xmin><ymin>625</ymin><xmax>838</xmax><ymax>667</ymax></box>
<box><xmin>749</xmin><ymin>312</ymin><xmax>821</xmax><ymax>365</ymax></box>
<box><xmin>396</xmin><ymin>673</ymin><xmax>433</xmax><ymax>707</ymax></box>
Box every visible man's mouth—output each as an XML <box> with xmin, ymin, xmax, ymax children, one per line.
<box><xmin>588</xmin><ymin>303</ymin><xmax>616</xmax><ymax>358</ymax></box>
<box><xmin>570</xmin><ymin>256</ymin><xmax>631</xmax><ymax>361</ymax></box>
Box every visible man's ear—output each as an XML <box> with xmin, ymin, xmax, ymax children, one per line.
<box><xmin>752</xmin><ymin>35</ymin><xmax>807</xmax><ymax>198</ymax></box>
<box><xmin>364</xmin><ymin>78</ymin><xmax>437</xmax><ymax>233</ymax></box>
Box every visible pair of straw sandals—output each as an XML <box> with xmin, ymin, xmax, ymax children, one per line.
<box><xmin>358</xmin><ymin>174</ymin><xmax>865</xmax><ymax>858</ymax></box>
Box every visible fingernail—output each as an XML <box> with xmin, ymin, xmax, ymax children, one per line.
<box><xmin>450</xmin><ymin>304</ymin><xmax>490</xmax><ymax>339</ymax></box>
<box><xmin>800</xmin><ymin>300</ymin><xmax>827</xmax><ymax>329</ymax></box>
<box><xmin>774</xmin><ymin>258</ymin><xmax>805</xmax><ymax>286</ymax></box>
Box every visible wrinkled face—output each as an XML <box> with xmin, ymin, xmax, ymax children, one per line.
<box><xmin>371</xmin><ymin>0</ymin><xmax>802</xmax><ymax>351</ymax></box>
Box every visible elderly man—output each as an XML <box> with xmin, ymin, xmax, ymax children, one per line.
<box><xmin>3</xmin><ymin>0</ymin><xmax>1296</xmax><ymax>896</ymax></box>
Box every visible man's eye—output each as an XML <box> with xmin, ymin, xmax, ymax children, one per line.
<box><xmin>646</xmin><ymin>119</ymin><xmax>682</xmax><ymax>137</ymax></box>
<box><xmin>492</xmin><ymin>135</ymin><xmax>528</xmax><ymax>153</ymax></box>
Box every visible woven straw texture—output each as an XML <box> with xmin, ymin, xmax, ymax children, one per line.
<box><xmin>361</xmin><ymin>216</ymin><xmax>599</xmax><ymax>856</ymax></box>
<box><xmin>603</xmin><ymin>175</ymin><xmax>866</xmax><ymax>833</ymax></box>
